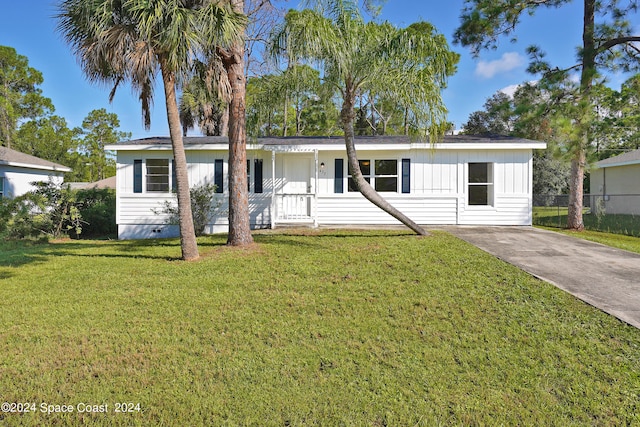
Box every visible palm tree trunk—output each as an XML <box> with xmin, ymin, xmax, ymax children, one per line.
<box><xmin>222</xmin><ymin>0</ymin><xmax>253</xmax><ymax>246</ymax></box>
<box><xmin>283</xmin><ymin>94</ymin><xmax>289</xmax><ymax>137</ymax></box>
<box><xmin>342</xmin><ymin>88</ymin><xmax>427</xmax><ymax>236</ymax></box>
<box><xmin>160</xmin><ymin>61</ymin><xmax>199</xmax><ymax>260</ymax></box>
<box><xmin>404</xmin><ymin>107</ymin><xmax>409</xmax><ymax>136</ymax></box>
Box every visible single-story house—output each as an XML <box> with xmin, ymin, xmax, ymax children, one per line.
<box><xmin>591</xmin><ymin>148</ymin><xmax>640</xmax><ymax>215</ymax></box>
<box><xmin>0</xmin><ymin>146</ymin><xmax>72</xmax><ymax>199</ymax></box>
<box><xmin>106</xmin><ymin>135</ymin><xmax>546</xmax><ymax>240</ymax></box>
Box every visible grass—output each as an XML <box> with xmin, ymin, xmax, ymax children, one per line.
<box><xmin>537</xmin><ymin>227</ymin><xmax>640</xmax><ymax>254</ymax></box>
<box><xmin>534</xmin><ymin>207</ymin><xmax>640</xmax><ymax>237</ymax></box>
<box><xmin>1</xmin><ymin>230</ymin><xmax>640</xmax><ymax>426</ymax></box>
<box><xmin>534</xmin><ymin>206</ymin><xmax>640</xmax><ymax>253</ymax></box>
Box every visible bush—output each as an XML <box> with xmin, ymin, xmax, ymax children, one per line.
<box><xmin>75</xmin><ymin>188</ymin><xmax>116</xmax><ymax>238</ymax></box>
<box><xmin>1</xmin><ymin>180</ymin><xmax>83</xmax><ymax>240</ymax></box>
<box><xmin>153</xmin><ymin>183</ymin><xmax>222</xmax><ymax>236</ymax></box>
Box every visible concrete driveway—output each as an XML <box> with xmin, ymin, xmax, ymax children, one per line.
<box><xmin>442</xmin><ymin>226</ymin><xmax>640</xmax><ymax>329</ymax></box>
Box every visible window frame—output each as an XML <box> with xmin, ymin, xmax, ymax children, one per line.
<box><xmin>467</xmin><ymin>162</ymin><xmax>494</xmax><ymax>207</ymax></box>
<box><xmin>145</xmin><ymin>158</ymin><xmax>170</xmax><ymax>193</ymax></box>
<box><xmin>347</xmin><ymin>158</ymin><xmax>400</xmax><ymax>193</ymax></box>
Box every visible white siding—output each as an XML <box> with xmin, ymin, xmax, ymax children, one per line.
<box><xmin>317</xmin><ymin>195</ymin><xmax>458</xmax><ymax>225</ymax></box>
<box><xmin>114</xmin><ymin>145</ymin><xmax>536</xmax><ymax>239</ymax></box>
<box><xmin>115</xmin><ymin>149</ymin><xmax>272</xmax><ymax>238</ymax></box>
<box><xmin>0</xmin><ymin>165</ymin><xmax>65</xmax><ymax>198</ymax></box>
<box><xmin>457</xmin><ymin>150</ymin><xmax>532</xmax><ymax>225</ymax></box>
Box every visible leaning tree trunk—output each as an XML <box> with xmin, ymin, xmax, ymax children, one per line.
<box><xmin>568</xmin><ymin>0</ymin><xmax>596</xmax><ymax>231</ymax></box>
<box><xmin>221</xmin><ymin>0</ymin><xmax>253</xmax><ymax>246</ymax></box>
<box><xmin>341</xmin><ymin>89</ymin><xmax>428</xmax><ymax>236</ymax></box>
<box><xmin>160</xmin><ymin>62</ymin><xmax>199</xmax><ymax>260</ymax></box>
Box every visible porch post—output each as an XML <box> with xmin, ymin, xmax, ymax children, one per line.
<box><xmin>271</xmin><ymin>150</ymin><xmax>276</xmax><ymax>229</ymax></box>
<box><xmin>314</xmin><ymin>149</ymin><xmax>319</xmax><ymax>228</ymax></box>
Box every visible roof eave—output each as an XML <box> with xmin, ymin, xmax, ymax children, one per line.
<box><xmin>595</xmin><ymin>159</ymin><xmax>640</xmax><ymax>169</ymax></box>
<box><xmin>107</xmin><ymin>142</ymin><xmax>547</xmax><ymax>151</ymax></box>
<box><xmin>0</xmin><ymin>160</ymin><xmax>72</xmax><ymax>173</ymax></box>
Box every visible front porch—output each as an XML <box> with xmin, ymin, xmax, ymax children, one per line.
<box><xmin>268</xmin><ymin>148</ymin><xmax>320</xmax><ymax>228</ymax></box>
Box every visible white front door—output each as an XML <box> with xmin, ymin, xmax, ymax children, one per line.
<box><xmin>282</xmin><ymin>156</ymin><xmax>313</xmax><ymax>219</ymax></box>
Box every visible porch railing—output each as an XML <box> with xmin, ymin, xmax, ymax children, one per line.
<box><xmin>274</xmin><ymin>193</ymin><xmax>315</xmax><ymax>222</ymax></box>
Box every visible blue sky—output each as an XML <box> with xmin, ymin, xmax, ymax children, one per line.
<box><xmin>0</xmin><ymin>0</ymin><xmax>610</xmax><ymax>140</ymax></box>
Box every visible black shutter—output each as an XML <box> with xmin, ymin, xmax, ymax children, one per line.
<box><xmin>214</xmin><ymin>159</ymin><xmax>223</xmax><ymax>193</ymax></box>
<box><xmin>334</xmin><ymin>158</ymin><xmax>344</xmax><ymax>193</ymax></box>
<box><xmin>254</xmin><ymin>159</ymin><xmax>263</xmax><ymax>193</ymax></box>
<box><xmin>402</xmin><ymin>158</ymin><xmax>410</xmax><ymax>194</ymax></box>
<box><xmin>133</xmin><ymin>160</ymin><xmax>142</xmax><ymax>193</ymax></box>
<box><xmin>171</xmin><ymin>160</ymin><xmax>177</xmax><ymax>192</ymax></box>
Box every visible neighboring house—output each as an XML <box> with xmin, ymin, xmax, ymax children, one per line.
<box><xmin>69</xmin><ymin>176</ymin><xmax>117</xmax><ymax>191</ymax></box>
<box><xmin>591</xmin><ymin>148</ymin><xmax>640</xmax><ymax>215</ymax></box>
<box><xmin>106</xmin><ymin>135</ymin><xmax>546</xmax><ymax>239</ymax></box>
<box><xmin>0</xmin><ymin>146</ymin><xmax>72</xmax><ymax>199</ymax></box>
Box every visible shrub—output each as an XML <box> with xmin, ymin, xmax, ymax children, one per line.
<box><xmin>75</xmin><ymin>188</ymin><xmax>116</xmax><ymax>238</ymax></box>
<box><xmin>153</xmin><ymin>183</ymin><xmax>222</xmax><ymax>236</ymax></box>
<box><xmin>1</xmin><ymin>180</ymin><xmax>83</xmax><ymax>239</ymax></box>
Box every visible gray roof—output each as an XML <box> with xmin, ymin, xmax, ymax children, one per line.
<box><xmin>0</xmin><ymin>146</ymin><xmax>72</xmax><ymax>172</ymax></box>
<box><xmin>116</xmin><ymin>134</ymin><xmax>543</xmax><ymax>146</ymax></box>
<box><xmin>596</xmin><ymin>148</ymin><xmax>640</xmax><ymax>168</ymax></box>
<box><xmin>69</xmin><ymin>176</ymin><xmax>116</xmax><ymax>190</ymax></box>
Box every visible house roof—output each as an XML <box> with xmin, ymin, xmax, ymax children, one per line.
<box><xmin>68</xmin><ymin>176</ymin><xmax>116</xmax><ymax>190</ymax></box>
<box><xmin>596</xmin><ymin>148</ymin><xmax>640</xmax><ymax>168</ymax></box>
<box><xmin>106</xmin><ymin>134</ymin><xmax>546</xmax><ymax>151</ymax></box>
<box><xmin>0</xmin><ymin>146</ymin><xmax>72</xmax><ymax>172</ymax></box>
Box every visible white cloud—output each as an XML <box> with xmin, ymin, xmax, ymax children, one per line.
<box><xmin>475</xmin><ymin>52</ymin><xmax>525</xmax><ymax>79</ymax></box>
<box><xmin>499</xmin><ymin>84</ymin><xmax>521</xmax><ymax>98</ymax></box>
<box><xmin>498</xmin><ymin>80</ymin><xmax>538</xmax><ymax>98</ymax></box>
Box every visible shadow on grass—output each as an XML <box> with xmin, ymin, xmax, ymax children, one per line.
<box><xmin>0</xmin><ymin>237</ymin><xmax>222</xmax><ymax>271</ymax></box>
<box><xmin>0</xmin><ymin>229</ymin><xmax>420</xmax><ymax>275</ymax></box>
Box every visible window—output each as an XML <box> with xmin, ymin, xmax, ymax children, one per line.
<box><xmin>348</xmin><ymin>159</ymin><xmax>398</xmax><ymax>192</ymax></box>
<box><xmin>468</xmin><ymin>162</ymin><xmax>494</xmax><ymax>206</ymax></box>
<box><xmin>0</xmin><ymin>177</ymin><xmax>4</xmax><ymax>199</ymax></box>
<box><xmin>374</xmin><ymin>160</ymin><xmax>398</xmax><ymax>192</ymax></box>
<box><xmin>146</xmin><ymin>159</ymin><xmax>170</xmax><ymax>192</ymax></box>
<box><xmin>245</xmin><ymin>159</ymin><xmax>263</xmax><ymax>193</ymax></box>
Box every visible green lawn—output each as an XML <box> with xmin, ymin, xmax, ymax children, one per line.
<box><xmin>1</xmin><ymin>230</ymin><xmax>639</xmax><ymax>426</ymax></box>
<box><xmin>534</xmin><ymin>207</ymin><xmax>640</xmax><ymax>237</ymax></box>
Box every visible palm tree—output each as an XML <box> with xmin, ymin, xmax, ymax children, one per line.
<box><xmin>57</xmin><ymin>0</ymin><xmax>244</xmax><ymax>260</ymax></box>
<box><xmin>179</xmin><ymin>72</ymin><xmax>228</xmax><ymax>137</ymax></box>
<box><xmin>271</xmin><ymin>0</ymin><xmax>458</xmax><ymax>235</ymax></box>
<box><xmin>216</xmin><ymin>0</ymin><xmax>254</xmax><ymax>246</ymax></box>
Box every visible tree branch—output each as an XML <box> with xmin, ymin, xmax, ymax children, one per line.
<box><xmin>596</xmin><ymin>36</ymin><xmax>640</xmax><ymax>55</ymax></box>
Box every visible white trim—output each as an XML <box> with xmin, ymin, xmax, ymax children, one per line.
<box><xmin>105</xmin><ymin>143</ymin><xmax>264</xmax><ymax>151</ymax></box>
<box><xmin>270</xmin><ymin>151</ymin><xmax>276</xmax><ymax>229</ymax></box>
<box><xmin>264</xmin><ymin>142</ymin><xmax>546</xmax><ymax>152</ymax></box>
<box><xmin>595</xmin><ymin>159</ymin><xmax>640</xmax><ymax>169</ymax></box>
<box><xmin>0</xmin><ymin>161</ymin><xmax>72</xmax><ymax>172</ymax></box>
<box><xmin>107</xmin><ymin>142</ymin><xmax>546</xmax><ymax>152</ymax></box>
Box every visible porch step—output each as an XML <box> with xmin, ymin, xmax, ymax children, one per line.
<box><xmin>273</xmin><ymin>221</ymin><xmax>315</xmax><ymax>229</ymax></box>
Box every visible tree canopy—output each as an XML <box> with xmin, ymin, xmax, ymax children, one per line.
<box><xmin>455</xmin><ymin>0</ymin><xmax>640</xmax><ymax>231</ymax></box>
<box><xmin>271</xmin><ymin>0</ymin><xmax>458</xmax><ymax>235</ymax></box>
<box><xmin>0</xmin><ymin>46</ymin><xmax>54</xmax><ymax>149</ymax></box>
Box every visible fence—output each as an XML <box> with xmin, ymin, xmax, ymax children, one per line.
<box><xmin>533</xmin><ymin>194</ymin><xmax>640</xmax><ymax>236</ymax></box>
